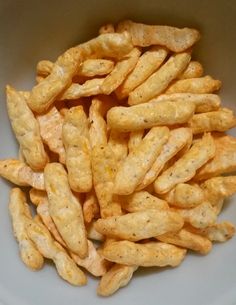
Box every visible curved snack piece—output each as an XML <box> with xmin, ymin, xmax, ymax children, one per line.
<box><xmin>89</xmin><ymin>97</ymin><xmax>108</xmax><ymax>148</ymax></box>
<box><xmin>122</xmin><ymin>191</ymin><xmax>169</xmax><ymax>212</ymax></box>
<box><xmin>114</xmin><ymin>127</ymin><xmax>169</xmax><ymax>195</ymax></box>
<box><xmin>189</xmin><ymin>108</ymin><xmax>236</xmax><ymax>134</ymax></box>
<box><xmin>128</xmin><ymin>52</ymin><xmax>191</xmax><ymax>105</ymax></box>
<box><xmin>166</xmin><ymin>76</ymin><xmax>221</xmax><ymax>94</ymax></box>
<box><xmin>101</xmin><ymin>240</ymin><xmax>186</xmax><ymax>267</ymax></box>
<box><xmin>107</xmin><ymin>100</ymin><xmax>195</xmax><ymax>132</ymax></box>
<box><xmin>150</xmin><ymin>93</ymin><xmax>221</xmax><ymax>113</ymax></box>
<box><xmin>26</xmin><ymin>218</ymin><xmax>87</xmax><ymax>285</ymax></box>
<box><xmin>156</xmin><ymin>228</ymin><xmax>212</xmax><ymax>254</ymax></box>
<box><xmin>178</xmin><ymin>61</ymin><xmax>204</xmax><ymax>79</ymax></box>
<box><xmin>173</xmin><ymin>202</ymin><xmax>217</xmax><ymax>229</ymax></box>
<box><xmin>128</xmin><ymin>130</ymin><xmax>144</xmax><ymax>153</ymax></box>
<box><xmin>117</xmin><ymin>20</ymin><xmax>200</xmax><ymax>52</ymax></box>
<box><xmin>116</xmin><ymin>46</ymin><xmax>168</xmax><ymax>99</ymax></box>
<box><xmin>108</xmin><ymin>130</ymin><xmax>129</xmax><ymax>165</ymax></box>
<box><xmin>189</xmin><ymin>222</ymin><xmax>235</xmax><ymax>242</ymax></box>
<box><xmin>9</xmin><ymin>188</ymin><xmax>44</xmax><ymax>270</ymax></box>
<box><xmin>61</xmin><ymin>78</ymin><xmax>104</xmax><ymax>100</ymax></box>
<box><xmin>6</xmin><ymin>86</ymin><xmax>48</xmax><ymax>170</ymax></box>
<box><xmin>83</xmin><ymin>190</ymin><xmax>100</xmax><ymax>223</ymax></box>
<box><xmin>44</xmin><ymin>163</ymin><xmax>88</xmax><ymax>258</ymax></box>
<box><xmin>71</xmin><ymin>240</ymin><xmax>109</xmax><ymax>277</ymax></box>
<box><xmin>95</xmin><ymin>209</ymin><xmax>184</xmax><ymax>241</ymax></box>
<box><xmin>0</xmin><ymin>159</ymin><xmax>45</xmax><ymax>190</ymax></box>
<box><xmin>137</xmin><ymin>128</ymin><xmax>192</xmax><ymax>190</ymax></box>
<box><xmin>162</xmin><ymin>183</ymin><xmax>205</xmax><ymax>208</ymax></box>
<box><xmin>154</xmin><ymin>133</ymin><xmax>215</xmax><ymax>194</ymax></box>
<box><xmin>37</xmin><ymin>59</ymin><xmax>114</xmax><ymax>78</ymax></box>
<box><xmin>28</xmin><ymin>32</ymin><xmax>133</xmax><ymax>113</ymax></box>
<box><xmin>37</xmin><ymin>106</ymin><xmax>65</xmax><ymax>164</ymax></box>
<box><xmin>78</xmin><ymin>59</ymin><xmax>114</xmax><ymax>77</ymax></box>
<box><xmin>62</xmin><ymin>106</ymin><xmax>92</xmax><ymax>193</ymax></box>
<box><xmin>195</xmin><ymin>134</ymin><xmax>236</xmax><ymax>180</ymax></box>
<box><xmin>37</xmin><ymin>200</ymin><xmax>66</xmax><ymax>247</ymax></box>
<box><xmin>97</xmin><ymin>264</ymin><xmax>138</xmax><ymax>296</ymax></box>
<box><xmin>91</xmin><ymin>144</ymin><xmax>122</xmax><ymax>218</ymax></box>
<box><xmin>200</xmin><ymin>176</ymin><xmax>236</xmax><ymax>206</ymax></box>
<box><xmin>101</xmin><ymin>47</ymin><xmax>141</xmax><ymax>95</ymax></box>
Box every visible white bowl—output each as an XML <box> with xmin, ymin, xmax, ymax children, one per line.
<box><xmin>1</xmin><ymin>1</ymin><xmax>236</xmax><ymax>304</ymax></box>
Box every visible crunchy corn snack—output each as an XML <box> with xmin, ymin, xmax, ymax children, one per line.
<box><xmin>6</xmin><ymin>86</ymin><xmax>48</xmax><ymax>170</ymax></box>
<box><xmin>2</xmin><ymin>20</ymin><xmax>236</xmax><ymax>297</ymax></box>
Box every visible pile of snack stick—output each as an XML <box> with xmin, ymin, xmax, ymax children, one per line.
<box><xmin>1</xmin><ymin>20</ymin><xmax>236</xmax><ymax>296</ymax></box>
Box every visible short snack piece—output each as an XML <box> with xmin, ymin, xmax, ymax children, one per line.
<box><xmin>95</xmin><ymin>209</ymin><xmax>184</xmax><ymax>241</ymax></box>
<box><xmin>37</xmin><ymin>106</ymin><xmax>65</xmax><ymax>164</ymax></box>
<box><xmin>173</xmin><ymin>202</ymin><xmax>217</xmax><ymax>229</ymax></box>
<box><xmin>61</xmin><ymin>78</ymin><xmax>104</xmax><ymax>100</ymax></box>
<box><xmin>162</xmin><ymin>183</ymin><xmax>205</xmax><ymax>208</ymax></box>
<box><xmin>97</xmin><ymin>264</ymin><xmax>138</xmax><ymax>296</ymax></box>
<box><xmin>89</xmin><ymin>97</ymin><xmax>108</xmax><ymax>148</ymax></box>
<box><xmin>156</xmin><ymin>228</ymin><xmax>212</xmax><ymax>254</ymax></box>
<box><xmin>201</xmin><ymin>176</ymin><xmax>236</xmax><ymax>206</ymax></box>
<box><xmin>178</xmin><ymin>61</ymin><xmax>204</xmax><ymax>79</ymax></box>
<box><xmin>189</xmin><ymin>108</ymin><xmax>236</xmax><ymax>134</ymax></box>
<box><xmin>0</xmin><ymin>159</ymin><xmax>45</xmax><ymax>190</ymax></box>
<box><xmin>122</xmin><ymin>191</ymin><xmax>169</xmax><ymax>212</ymax></box>
<box><xmin>165</xmin><ymin>76</ymin><xmax>221</xmax><ymax>94</ymax></box>
<box><xmin>195</xmin><ymin>135</ymin><xmax>236</xmax><ymax>180</ymax></box>
<box><xmin>101</xmin><ymin>240</ymin><xmax>187</xmax><ymax>267</ymax></box>
<box><xmin>189</xmin><ymin>222</ymin><xmax>235</xmax><ymax>242</ymax></box>
<box><xmin>154</xmin><ymin>133</ymin><xmax>215</xmax><ymax>194</ymax></box>
<box><xmin>91</xmin><ymin>144</ymin><xmax>122</xmax><ymax>218</ymax></box>
<box><xmin>63</xmin><ymin>106</ymin><xmax>92</xmax><ymax>193</ymax></box>
<box><xmin>6</xmin><ymin>86</ymin><xmax>48</xmax><ymax>170</ymax></box>
<box><xmin>114</xmin><ymin>126</ymin><xmax>169</xmax><ymax>195</ymax></box>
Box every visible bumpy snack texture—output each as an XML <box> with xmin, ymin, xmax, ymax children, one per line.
<box><xmin>1</xmin><ymin>20</ymin><xmax>236</xmax><ymax>297</ymax></box>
